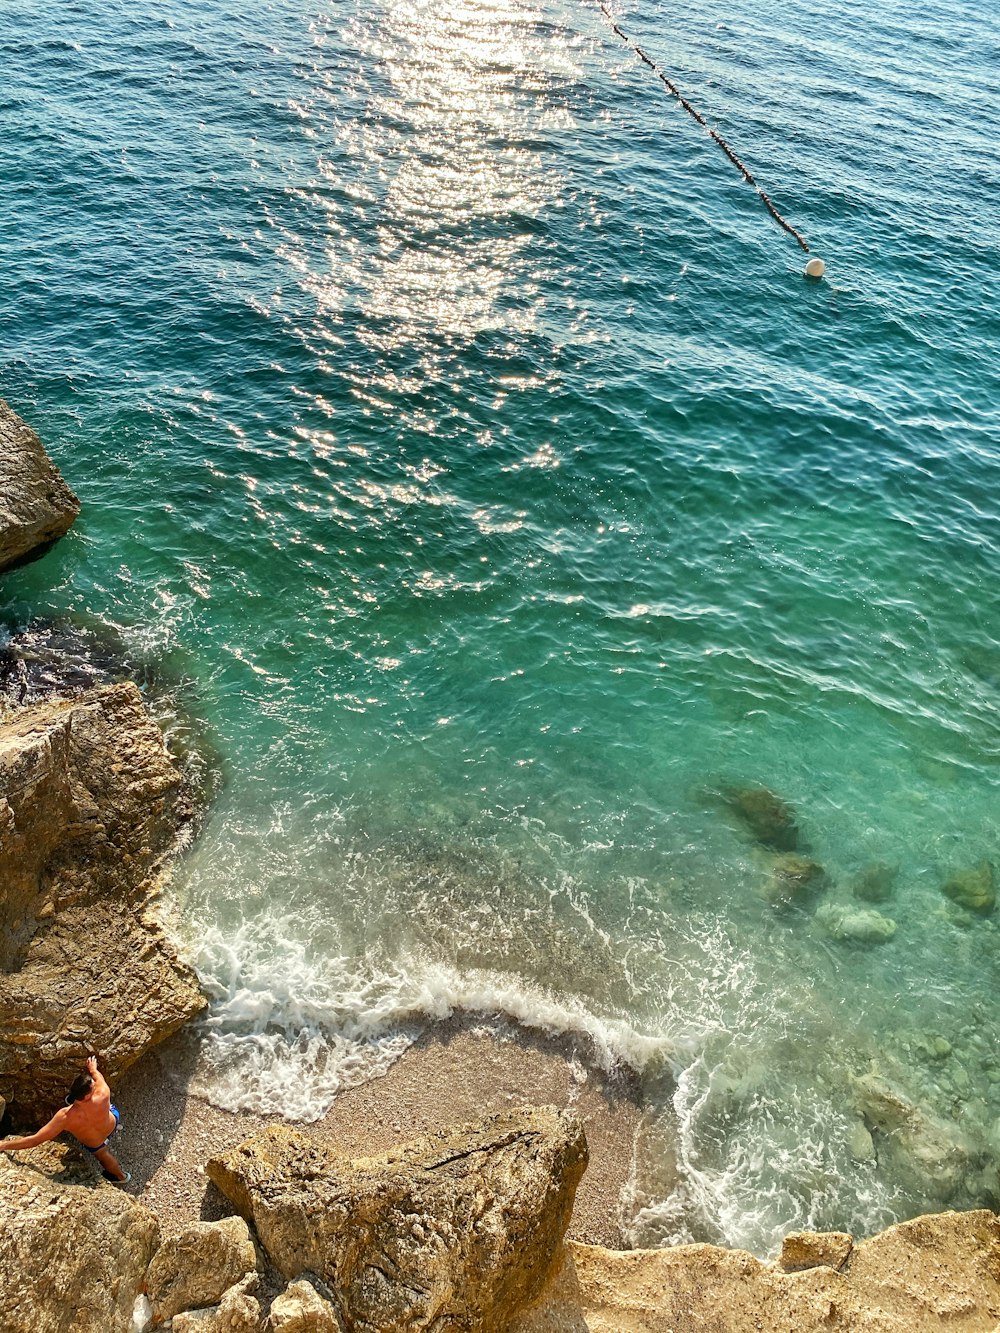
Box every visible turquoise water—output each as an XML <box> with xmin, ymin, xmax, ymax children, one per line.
<box><xmin>4</xmin><ymin>0</ymin><xmax>1000</xmax><ymax>1254</ymax></box>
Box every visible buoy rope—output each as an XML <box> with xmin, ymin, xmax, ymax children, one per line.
<box><xmin>601</xmin><ymin>6</ymin><xmax>811</xmax><ymax>253</ymax></box>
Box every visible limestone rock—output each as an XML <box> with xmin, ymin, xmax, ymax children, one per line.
<box><xmin>725</xmin><ymin>785</ymin><xmax>799</xmax><ymax>850</ymax></box>
<box><xmin>513</xmin><ymin>1209</ymin><xmax>1000</xmax><ymax>1333</ymax></box>
<box><xmin>147</xmin><ymin>1216</ymin><xmax>257</xmax><ymax>1324</ymax></box>
<box><xmin>942</xmin><ymin>861</ymin><xmax>995</xmax><ymax>914</ymax></box>
<box><xmin>171</xmin><ymin>1277</ymin><xmax>262</xmax><ymax>1333</ymax></box>
<box><xmin>0</xmin><ymin>1141</ymin><xmax>159</xmax><ymax>1333</ymax></box>
<box><xmin>0</xmin><ymin>685</ymin><xmax>205</xmax><ymax>1119</ymax></box>
<box><xmin>816</xmin><ymin>902</ymin><xmax>896</xmax><ymax>943</ymax></box>
<box><xmin>780</xmin><ymin>1230</ymin><xmax>853</xmax><ymax>1271</ymax></box>
<box><xmin>268</xmin><ymin>1279</ymin><xmax>341</xmax><ymax>1332</ymax></box>
<box><xmin>0</xmin><ymin>400</ymin><xmax>80</xmax><ymax>572</ymax></box>
<box><xmin>208</xmin><ymin>1106</ymin><xmax>588</xmax><ymax>1333</ymax></box>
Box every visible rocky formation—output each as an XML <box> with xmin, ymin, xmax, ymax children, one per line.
<box><xmin>779</xmin><ymin>1229</ymin><xmax>853</xmax><ymax>1271</ymax></box>
<box><xmin>0</xmin><ymin>683</ymin><xmax>205</xmax><ymax>1119</ymax></box>
<box><xmin>849</xmin><ymin>1070</ymin><xmax>985</xmax><ymax>1202</ymax></box>
<box><xmin>0</xmin><ymin>1141</ymin><xmax>159</xmax><ymax>1333</ymax></box>
<box><xmin>268</xmin><ymin>1280</ymin><xmax>341</xmax><ymax>1332</ymax></box>
<box><xmin>0</xmin><ymin>400</ymin><xmax>80</xmax><ymax>571</ymax></box>
<box><xmin>512</xmin><ymin>1210</ymin><xmax>1000</xmax><ymax>1333</ymax></box>
<box><xmin>4</xmin><ymin>1108</ymin><xmax>1000</xmax><ymax>1333</ymax></box>
<box><xmin>207</xmin><ymin>1106</ymin><xmax>588</xmax><ymax>1333</ymax></box>
<box><xmin>146</xmin><ymin>1217</ymin><xmax>258</xmax><ymax>1325</ymax></box>
<box><xmin>170</xmin><ymin>1274</ymin><xmax>262</xmax><ymax>1333</ymax></box>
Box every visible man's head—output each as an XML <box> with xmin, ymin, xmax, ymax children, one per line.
<box><xmin>67</xmin><ymin>1072</ymin><xmax>93</xmax><ymax>1103</ymax></box>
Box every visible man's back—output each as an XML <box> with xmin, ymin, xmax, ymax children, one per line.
<box><xmin>63</xmin><ymin>1069</ymin><xmax>116</xmax><ymax>1148</ymax></box>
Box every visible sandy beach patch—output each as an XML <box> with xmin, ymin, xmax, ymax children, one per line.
<box><xmin>114</xmin><ymin>1014</ymin><xmax>652</xmax><ymax>1248</ymax></box>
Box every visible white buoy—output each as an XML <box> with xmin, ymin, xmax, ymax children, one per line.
<box><xmin>804</xmin><ymin>257</ymin><xmax>826</xmax><ymax>279</ymax></box>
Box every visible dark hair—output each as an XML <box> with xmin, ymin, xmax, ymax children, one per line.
<box><xmin>67</xmin><ymin>1073</ymin><xmax>93</xmax><ymax>1103</ymax></box>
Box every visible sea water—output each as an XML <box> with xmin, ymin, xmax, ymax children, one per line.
<box><xmin>3</xmin><ymin>0</ymin><xmax>1000</xmax><ymax>1256</ymax></box>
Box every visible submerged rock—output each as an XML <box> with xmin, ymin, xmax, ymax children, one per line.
<box><xmin>850</xmin><ymin>1071</ymin><xmax>985</xmax><ymax>1201</ymax></box>
<box><xmin>0</xmin><ymin>400</ymin><xmax>80</xmax><ymax>572</ymax></box>
<box><xmin>724</xmin><ymin>785</ymin><xmax>800</xmax><ymax>850</ymax></box>
<box><xmin>0</xmin><ymin>684</ymin><xmax>205</xmax><ymax>1119</ymax></box>
<box><xmin>942</xmin><ymin>861</ymin><xmax>995</xmax><ymax>914</ymax></box>
<box><xmin>846</xmin><ymin>1117</ymin><xmax>876</xmax><ymax>1163</ymax></box>
<box><xmin>0</xmin><ymin>620</ymin><xmax>138</xmax><ymax>711</ymax></box>
<box><xmin>762</xmin><ymin>853</ymin><xmax>825</xmax><ymax>907</ymax></box>
<box><xmin>851</xmin><ymin>862</ymin><xmax>898</xmax><ymax>903</ymax></box>
<box><xmin>914</xmin><ymin>1034</ymin><xmax>952</xmax><ymax>1062</ymax></box>
<box><xmin>816</xmin><ymin>902</ymin><xmax>897</xmax><ymax>944</ymax></box>
<box><xmin>207</xmin><ymin>1106</ymin><xmax>587</xmax><ymax>1333</ymax></box>
<box><xmin>0</xmin><ymin>1141</ymin><xmax>159</xmax><ymax>1333</ymax></box>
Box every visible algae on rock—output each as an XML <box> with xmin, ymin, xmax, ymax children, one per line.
<box><xmin>762</xmin><ymin>853</ymin><xmax>825</xmax><ymax>908</ymax></box>
<box><xmin>724</xmin><ymin>785</ymin><xmax>800</xmax><ymax>850</ymax></box>
<box><xmin>942</xmin><ymin>861</ymin><xmax>995</xmax><ymax>914</ymax></box>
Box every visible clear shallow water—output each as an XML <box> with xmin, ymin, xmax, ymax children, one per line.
<box><xmin>3</xmin><ymin>0</ymin><xmax>1000</xmax><ymax>1255</ymax></box>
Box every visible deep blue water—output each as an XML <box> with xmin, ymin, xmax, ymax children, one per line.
<box><xmin>3</xmin><ymin>0</ymin><xmax>1000</xmax><ymax>1254</ymax></box>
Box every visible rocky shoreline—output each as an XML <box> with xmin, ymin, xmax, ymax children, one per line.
<box><xmin>2</xmin><ymin>397</ymin><xmax>1000</xmax><ymax>1332</ymax></box>
<box><xmin>4</xmin><ymin>1110</ymin><xmax>1000</xmax><ymax>1332</ymax></box>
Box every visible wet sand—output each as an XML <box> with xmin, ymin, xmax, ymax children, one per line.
<box><xmin>114</xmin><ymin>1014</ymin><xmax>649</xmax><ymax>1247</ymax></box>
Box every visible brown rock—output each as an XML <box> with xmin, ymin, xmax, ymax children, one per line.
<box><xmin>763</xmin><ymin>853</ymin><xmax>825</xmax><ymax>907</ymax></box>
<box><xmin>208</xmin><ymin>1106</ymin><xmax>588</xmax><ymax>1333</ymax></box>
<box><xmin>171</xmin><ymin>1276</ymin><xmax>263</xmax><ymax>1333</ymax></box>
<box><xmin>0</xmin><ymin>400</ymin><xmax>80</xmax><ymax>572</ymax></box>
<box><xmin>0</xmin><ymin>684</ymin><xmax>205</xmax><ymax>1119</ymax></box>
<box><xmin>942</xmin><ymin>861</ymin><xmax>995</xmax><ymax>914</ymax></box>
<box><xmin>725</xmin><ymin>785</ymin><xmax>799</xmax><ymax>850</ymax></box>
<box><xmin>0</xmin><ymin>1141</ymin><xmax>159</xmax><ymax>1333</ymax></box>
<box><xmin>513</xmin><ymin>1209</ymin><xmax>1000</xmax><ymax>1333</ymax></box>
<box><xmin>146</xmin><ymin>1216</ymin><xmax>258</xmax><ymax>1324</ymax></box>
<box><xmin>269</xmin><ymin>1279</ymin><xmax>341</xmax><ymax>1332</ymax></box>
<box><xmin>852</xmin><ymin>862</ymin><xmax>897</xmax><ymax>903</ymax></box>
<box><xmin>780</xmin><ymin>1229</ymin><xmax>853</xmax><ymax>1271</ymax></box>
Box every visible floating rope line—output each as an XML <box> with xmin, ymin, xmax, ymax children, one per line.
<box><xmin>602</xmin><ymin>5</ymin><xmax>823</xmax><ymax>271</ymax></box>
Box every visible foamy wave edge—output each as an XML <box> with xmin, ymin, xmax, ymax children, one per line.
<box><xmin>185</xmin><ymin>922</ymin><xmax>677</xmax><ymax>1123</ymax></box>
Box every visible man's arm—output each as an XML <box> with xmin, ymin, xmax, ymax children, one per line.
<box><xmin>0</xmin><ymin>1107</ymin><xmax>69</xmax><ymax>1152</ymax></box>
<box><xmin>87</xmin><ymin>1054</ymin><xmax>111</xmax><ymax>1099</ymax></box>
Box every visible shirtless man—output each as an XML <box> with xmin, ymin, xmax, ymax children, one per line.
<box><xmin>1</xmin><ymin>1055</ymin><xmax>130</xmax><ymax>1184</ymax></box>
